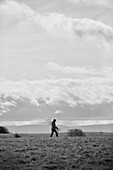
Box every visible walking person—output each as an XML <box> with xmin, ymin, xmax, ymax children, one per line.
<box><xmin>50</xmin><ymin>119</ymin><xmax>59</xmax><ymax>137</ymax></box>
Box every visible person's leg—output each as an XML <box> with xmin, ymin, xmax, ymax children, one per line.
<box><xmin>55</xmin><ymin>129</ymin><xmax>58</xmax><ymax>137</ymax></box>
<box><xmin>50</xmin><ymin>130</ymin><xmax>54</xmax><ymax>137</ymax></box>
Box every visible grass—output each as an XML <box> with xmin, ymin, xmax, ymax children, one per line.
<box><xmin>0</xmin><ymin>132</ymin><xmax>113</xmax><ymax>170</ymax></box>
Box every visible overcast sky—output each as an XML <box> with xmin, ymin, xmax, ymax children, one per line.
<box><xmin>0</xmin><ymin>0</ymin><xmax>113</xmax><ymax>129</ymax></box>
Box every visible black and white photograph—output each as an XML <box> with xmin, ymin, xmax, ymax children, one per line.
<box><xmin>0</xmin><ymin>0</ymin><xmax>113</xmax><ymax>169</ymax></box>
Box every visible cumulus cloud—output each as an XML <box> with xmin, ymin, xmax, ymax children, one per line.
<box><xmin>1</xmin><ymin>101</ymin><xmax>16</xmax><ymax>107</ymax></box>
<box><xmin>0</xmin><ymin>77</ymin><xmax>113</xmax><ymax>111</ymax></box>
<box><xmin>0</xmin><ymin>0</ymin><xmax>113</xmax><ymax>58</ymax></box>
<box><xmin>0</xmin><ymin>1</ymin><xmax>113</xmax><ymax>47</ymax></box>
<box><xmin>38</xmin><ymin>13</ymin><xmax>113</xmax><ymax>43</ymax></box>
<box><xmin>46</xmin><ymin>62</ymin><xmax>113</xmax><ymax>77</ymax></box>
<box><xmin>48</xmin><ymin>62</ymin><xmax>113</xmax><ymax>79</ymax></box>
<box><xmin>0</xmin><ymin>0</ymin><xmax>34</xmax><ymax>26</ymax></box>
<box><xmin>0</xmin><ymin>99</ymin><xmax>16</xmax><ymax>114</ymax></box>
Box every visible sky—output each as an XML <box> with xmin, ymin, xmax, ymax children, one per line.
<box><xmin>0</xmin><ymin>0</ymin><xmax>113</xmax><ymax>132</ymax></box>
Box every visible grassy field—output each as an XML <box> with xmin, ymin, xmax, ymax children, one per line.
<box><xmin>0</xmin><ymin>132</ymin><xmax>113</xmax><ymax>170</ymax></box>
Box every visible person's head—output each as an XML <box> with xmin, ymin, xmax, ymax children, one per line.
<box><xmin>53</xmin><ymin>119</ymin><xmax>56</xmax><ymax>122</ymax></box>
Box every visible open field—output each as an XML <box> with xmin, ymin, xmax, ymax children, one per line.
<box><xmin>0</xmin><ymin>132</ymin><xmax>113</xmax><ymax>170</ymax></box>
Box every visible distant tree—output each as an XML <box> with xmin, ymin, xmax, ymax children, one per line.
<box><xmin>0</xmin><ymin>126</ymin><xmax>9</xmax><ymax>134</ymax></box>
<box><xmin>67</xmin><ymin>129</ymin><xmax>85</xmax><ymax>137</ymax></box>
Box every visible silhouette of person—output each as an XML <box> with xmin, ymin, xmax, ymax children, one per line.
<box><xmin>50</xmin><ymin>119</ymin><xmax>58</xmax><ymax>137</ymax></box>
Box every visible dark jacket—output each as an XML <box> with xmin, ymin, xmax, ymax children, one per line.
<box><xmin>51</xmin><ymin>121</ymin><xmax>57</xmax><ymax>130</ymax></box>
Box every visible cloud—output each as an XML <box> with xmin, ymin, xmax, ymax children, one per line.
<box><xmin>54</xmin><ymin>110</ymin><xmax>64</xmax><ymax>114</ymax></box>
<box><xmin>67</xmin><ymin>0</ymin><xmax>113</xmax><ymax>9</ymax></box>
<box><xmin>47</xmin><ymin>62</ymin><xmax>113</xmax><ymax>77</ymax></box>
<box><xmin>1</xmin><ymin>1</ymin><xmax>113</xmax><ymax>45</ymax></box>
<box><xmin>0</xmin><ymin>99</ymin><xmax>16</xmax><ymax>113</ymax></box>
<box><xmin>1</xmin><ymin>108</ymin><xmax>10</xmax><ymax>113</ymax></box>
<box><xmin>0</xmin><ymin>1</ymin><xmax>112</xmax><ymax>58</ymax></box>
<box><xmin>0</xmin><ymin>0</ymin><xmax>35</xmax><ymax>26</ymax></box>
<box><xmin>47</xmin><ymin>62</ymin><xmax>113</xmax><ymax>80</ymax></box>
<box><xmin>0</xmin><ymin>119</ymin><xmax>45</xmax><ymax>126</ymax></box>
<box><xmin>47</xmin><ymin>62</ymin><xmax>61</xmax><ymax>71</ymax></box>
<box><xmin>1</xmin><ymin>101</ymin><xmax>16</xmax><ymax>107</ymax></box>
<box><xmin>0</xmin><ymin>77</ymin><xmax>113</xmax><ymax>112</ymax></box>
<box><xmin>36</xmin><ymin>13</ymin><xmax>113</xmax><ymax>50</ymax></box>
<box><xmin>0</xmin><ymin>119</ymin><xmax>113</xmax><ymax>127</ymax></box>
<box><xmin>59</xmin><ymin>119</ymin><xmax>113</xmax><ymax>127</ymax></box>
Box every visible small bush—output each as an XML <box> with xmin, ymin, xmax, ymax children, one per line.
<box><xmin>67</xmin><ymin>129</ymin><xmax>85</xmax><ymax>137</ymax></box>
<box><xmin>14</xmin><ymin>133</ymin><xmax>21</xmax><ymax>138</ymax></box>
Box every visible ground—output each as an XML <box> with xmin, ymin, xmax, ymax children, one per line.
<box><xmin>0</xmin><ymin>132</ymin><xmax>113</xmax><ymax>170</ymax></box>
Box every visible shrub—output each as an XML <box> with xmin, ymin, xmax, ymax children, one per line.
<box><xmin>0</xmin><ymin>126</ymin><xmax>9</xmax><ymax>134</ymax></box>
<box><xmin>67</xmin><ymin>129</ymin><xmax>85</xmax><ymax>137</ymax></box>
<box><xmin>14</xmin><ymin>133</ymin><xmax>21</xmax><ymax>138</ymax></box>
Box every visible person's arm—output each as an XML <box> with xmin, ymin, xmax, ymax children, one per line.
<box><xmin>55</xmin><ymin>124</ymin><xmax>58</xmax><ymax>130</ymax></box>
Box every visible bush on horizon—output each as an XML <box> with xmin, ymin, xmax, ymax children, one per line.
<box><xmin>67</xmin><ymin>129</ymin><xmax>85</xmax><ymax>137</ymax></box>
<box><xmin>0</xmin><ymin>126</ymin><xmax>9</xmax><ymax>134</ymax></box>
